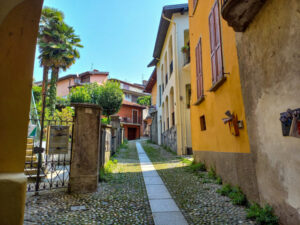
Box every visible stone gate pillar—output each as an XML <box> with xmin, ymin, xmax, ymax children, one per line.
<box><xmin>69</xmin><ymin>103</ymin><xmax>101</xmax><ymax>193</ymax></box>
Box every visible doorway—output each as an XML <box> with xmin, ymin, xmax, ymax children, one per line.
<box><xmin>128</xmin><ymin>127</ymin><xmax>137</xmax><ymax>140</ymax></box>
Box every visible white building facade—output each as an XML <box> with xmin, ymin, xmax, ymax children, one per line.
<box><xmin>148</xmin><ymin>4</ymin><xmax>192</xmax><ymax>155</ymax></box>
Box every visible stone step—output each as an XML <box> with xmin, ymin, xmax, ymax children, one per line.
<box><xmin>25</xmin><ymin>162</ymin><xmax>38</xmax><ymax>168</ymax></box>
<box><xmin>27</xmin><ymin>138</ymin><xmax>34</xmax><ymax>144</ymax></box>
<box><xmin>26</xmin><ymin>150</ymin><xmax>35</xmax><ymax>156</ymax></box>
<box><xmin>24</xmin><ymin>168</ymin><xmax>38</xmax><ymax>176</ymax></box>
<box><xmin>25</xmin><ymin>155</ymin><xmax>37</xmax><ymax>162</ymax></box>
<box><xmin>26</xmin><ymin>143</ymin><xmax>33</xmax><ymax>150</ymax></box>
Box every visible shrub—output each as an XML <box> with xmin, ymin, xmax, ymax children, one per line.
<box><xmin>137</xmin><ymin>95</ymin><xmax>151</xmax><ymax>106</ymax></box>
<box><xmin>97</xmin><ymin>81</ymin><xmax>123</xmax><ymax>117</ymax></box>
<box><xmin>247</xmin><ymin>203</ymin><xmax>278</xmax><ymax>225</ymax></box>
<box><xmin>32</xmin><ymin>85</ymin><xmax>42</xmax><ymax>103</ymax></box>
<box><xmin>69</xmin><ymin>85</ymin><xmax>91</xmax><ymax>103</ymax></box>
<box><xmin>101</xmin><ymin>117</ymin><xmax>110</xmax><ymax>125</ymax></box>
<box><xmin>69</xmin><ymin>81</ymin><xmax>123</xmax><ymax>117</ymax></box>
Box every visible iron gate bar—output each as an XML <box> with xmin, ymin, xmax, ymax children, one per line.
<box><xmin>26</xmin><ymin>118</ymin><xmax>74</xmax><ymax>193</ymax></box>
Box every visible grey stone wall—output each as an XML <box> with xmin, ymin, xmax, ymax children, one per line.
<box><xmin>150</xmin><ymin>111</ymin><xmax>158</xmax><ymax>144</ymax></box>
<box><xmin>235</xmin><ymin>0</ymin><xmax>300</xmax><ymax>224</ymax></box>
<box><xmin>100</xmin><ymin>125</ymin><xmax>112</xmax><ymax>168</ymax></box>
<box><xmin>162</xmin><ymin>126</ymin><xmax>177</xmax><ymax>153</ymax></box>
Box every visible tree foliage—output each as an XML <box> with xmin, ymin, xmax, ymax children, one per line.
<box><xmin>32</xmin><ymin>85</ymin><xmax>42</xmax><ymax>103</ymax></box>
<box><xmin>137</xmin><ymin>95</ymin><xmax>151</xmax><ymax>106</ymax></box>
<box><xmin>69</xmin><ymin>81</ymin><xmax>123</xmax><ymax>117</ymax></box>
<box><xmin>98</xmin><ymin>81</ymin><xmax>123</xmax><ymax>117</ymax></box>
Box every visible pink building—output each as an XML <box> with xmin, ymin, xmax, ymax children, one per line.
<box><xmin>36</xmin><ymin>69</ymin><xmax>109</xmax><ymax>97</ymax></box>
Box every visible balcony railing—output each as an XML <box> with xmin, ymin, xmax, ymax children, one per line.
<box><xmin>183</xmin><ymin>51</ymin><xmax>190</xmax><ymax>66</ymax></box>
<box><xmin>120</xmin><ymin>117</ymin><xmax>142</xmax><ymax>124</ymax></box>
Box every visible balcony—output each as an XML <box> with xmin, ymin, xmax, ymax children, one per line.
<box><xmin>221</xmin><ymin>0</ymin><xmax>266</xmax><ymax>32</ymax></box>
<box><xmin>120</xmin><ymin>117</ymin><xmax>142</xmax><ymax>125</ymax></box>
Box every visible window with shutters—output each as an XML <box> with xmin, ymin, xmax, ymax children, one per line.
<box><xmin>132</xmin><ymin>110</ymin><xmax>138</xmax><ymax>124</ymax></box>
<box><xmin>195</xmin><ymin>38</ymin><xmax>204</xmax><ymax>100</ymax></box>
<box><xmin>209</xmin><ymin>0</ymin><xmax>224</xmax><ymax>86</ymax></box>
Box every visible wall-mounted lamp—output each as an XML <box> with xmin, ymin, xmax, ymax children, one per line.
<box><xmin>222</xmin><ymin>110</ymin><xmax>243</xmax><ymax>136</ymax></box>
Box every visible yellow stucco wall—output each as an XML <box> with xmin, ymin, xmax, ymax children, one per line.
<box><xmin>0</xmin><ymin>1</ymin><xmax>43</xmax><ymax>224</ymax></box>
<box><xmin>151</xmin><ymin>82</ymin><xmax>157</xmax><ymax>106</ymax></box>
<box><xmin>189</xmin><ymin>0</ymin><xmax>250</xmax><ymax>153</ymax></box>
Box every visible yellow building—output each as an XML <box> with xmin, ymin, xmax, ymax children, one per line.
<box><xmin>188</xmin><ymin>0</ymin><xmax>257</xmax><ymax>197</ymax></box>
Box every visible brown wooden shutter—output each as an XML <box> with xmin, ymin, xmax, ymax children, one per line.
<box><xmin>133</xmin><ymin>110</ymin><xmax>138</xmax><ymax>124</ymax></box>
<box><xmin>209</xmin><ymin>0</ymin><xmax>223</xmax><ymax>85</ymax></box>
<box><xmin>193</xmin><ymin>0</ymin><xmax>198</xmax><ymax>11</ymax></box>
<box><xmin>195</xmin><ymin>38</ymin><xmax>203</xmax><ymax>99</ymax></box>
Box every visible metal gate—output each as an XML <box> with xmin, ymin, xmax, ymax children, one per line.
<box><xmin>25</xmin><ymin>118</ymin><xmax>74</xmax><ymax>193</ymax></box>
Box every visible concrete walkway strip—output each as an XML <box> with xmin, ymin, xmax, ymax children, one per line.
<box><xmin>136</xmin><ymin>142</ymin><xmax>188</xmax><ymax>225</ymax></box>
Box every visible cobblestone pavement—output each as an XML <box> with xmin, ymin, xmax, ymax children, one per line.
<box><xmin>142</xmin><ymin>141</ymin><xmax>256</xmax><ymax>225</ymax></box>
<box><xmin>24</xmin><ymin>141</ymin><xmax>154</xmax><ymax>225</ymax></box>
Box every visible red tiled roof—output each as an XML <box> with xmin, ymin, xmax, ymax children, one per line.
<box><xmin>122</xmin><ymin>100</ymin><xmax>146</xmax><ymax>108</ymax></box>
<box><xmin>144</xmin><ymin>68</ymin><xmax>157</xmax><ymax>93</ymax></box>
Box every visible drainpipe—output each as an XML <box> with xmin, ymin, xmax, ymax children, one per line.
<box><xmin>162</xmin><ymin>14</ymin><xmax>184</xmax><ymax>155</ymax></box>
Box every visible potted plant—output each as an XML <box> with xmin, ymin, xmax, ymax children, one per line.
<box><xmin>181</xmin><ymin>45</ymin><xmax>190</xmax><ymax>53</ymax></box>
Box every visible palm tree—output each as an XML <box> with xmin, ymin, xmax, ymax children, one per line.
<box><xmin>38</xmin><ymin>7</ymin><xmax>83</xmax><ymax>117</ymax></box>
<box><xmin>38</xmin><ymin>7</ymin><xmax>64</xmax><ymax>91</ymax></box>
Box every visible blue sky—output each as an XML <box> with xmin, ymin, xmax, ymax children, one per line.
<box><xmin>33</xmin><ymin>0</ymin><xmax>188</xmax><ymax>83</ymax></box>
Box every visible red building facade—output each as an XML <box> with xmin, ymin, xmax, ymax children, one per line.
<box><xmin>117</xmin><ymin>100</ymin><xmax>145</xmax><ymax>140</ymax></box>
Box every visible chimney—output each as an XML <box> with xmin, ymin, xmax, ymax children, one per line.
<box><xmin>142</xmin><ymin>80</ymin><xmax>147</xmax><ymax>87</ymax></box>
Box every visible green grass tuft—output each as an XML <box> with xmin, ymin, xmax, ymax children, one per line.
<box><xmin>217</xmin><ymin>184</ymin><xmax>247</xmax><ymax>206</ymax></box>
<box><xmin>216</xmin><ymin>176</ymin><xmax>222</xmax><ymax>185</ymax></box>
<box><xmin>208</xmin><ymin>167</ymin><xmax>217</xmax><ymax>179</ymax></box>
<box><xmin>99</xmin><ymin>159</ymin><xmax>118</xmax><ymax>182</ymax></box>
<box><xmin>246</xmin><ymin>203</ymin><xmax>278</xmax><ymax>225</ymax></box>
<box><xmin>217</xmin><ymin>184</ymin><xmax>232</xmax><ymax>196</ymax></box>
<box><xmin>186</xmin><ymin>161</ymin><xmax>206</xmax><ymax>173</ymax></box>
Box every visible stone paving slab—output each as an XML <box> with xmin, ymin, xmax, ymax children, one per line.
<box><xmin>144</xmin><ymin>176</ymin><xmax>164</xmax><ymax>185</ymax></box>
<box><xmin>141</xmin><ymin>165</ymin><xmax>156</xmax><ymax>171</ymax></box>
<box><xmin>149</xmin><ymin>199</ymin><xmax>180</xmax><ymax>213</ymax></box>
<box><xmin>153</xmin><ymin>212</ymin><xmax>188</xmax><ymax>225</ymax></box>
<box><xmin>142</xmin><ymin>170</ymin><xmax>159</xmax><ymax>177</ymax></box>
<box><xmin>146</xmin><ymin>184</ymin><xmax>172</xmax><ymax>199</ymax></box>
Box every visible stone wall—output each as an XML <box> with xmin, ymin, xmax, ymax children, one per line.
<box><xmin>162</xmin><ymin>126</ymin><xmax>177</xmax><ymax>153</ymax></box>
<box><xmin>150</xmin><ymin>111</ymin><xmax>158</xmax><ymax>144</ymax></box>
<box><xmin>234</xmin><ymin>0</ymin><xmax>300</xmax><ymax>224</ymax></box>
<box><xmin>100</xmin><ymin>125</ymin><xmax>112</xmax><ymax>168</ymax></box>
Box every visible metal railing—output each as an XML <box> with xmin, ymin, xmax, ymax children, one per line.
<box><xmin>120</xmin><ymin>117</ymin><xmax>142</xmax><ymax>124</ymax></box>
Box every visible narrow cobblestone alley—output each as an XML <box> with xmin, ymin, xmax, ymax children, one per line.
<box><xmin>24</xmin><ymin>141</ymin><xmax>154</xmax><ymax>225</ymax></box>
<box><xmin>25</xmin><ymin>140</ymin><xmax>255</xmax><ymax>225</ymax></box>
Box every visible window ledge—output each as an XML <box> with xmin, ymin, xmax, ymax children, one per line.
<box><xmin>194</xmin><ymin>96</ymin><xmax>205</xmax><ymax>105</ymax></box>
<box><xmin>209</xmin><ymin>77</ymin><xmax>227</xmax><ymax>92</ymax></box>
